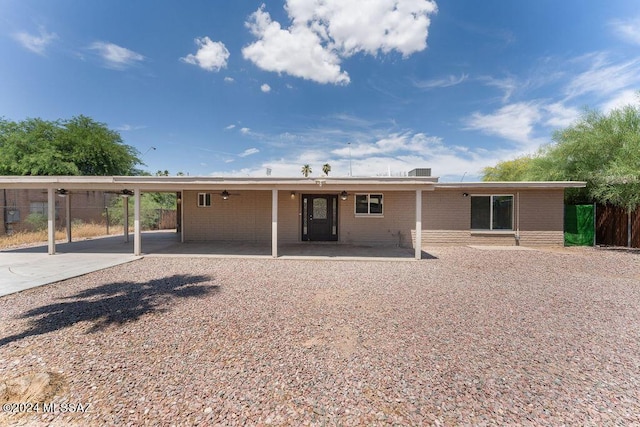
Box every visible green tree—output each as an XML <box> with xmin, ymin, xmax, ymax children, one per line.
<box><xmin>0</xmin><ymin>115</ymin><xmax>141</xmax><ymax>175</ymax></box>
<box><xmin>482</xmin><ymin>156</ymin><xmax>534</xmax><ymax>181</ymax></box>
<box><xmin>301</xmin><ymin>164</ymin><xmax>312</xmax><ymax>177</ymax></box>
<box><xmin>322</xmin><ymin>163</ymin><xmax>331</xmax><ymax>176</ymax></box>
<box><xmin>483</xmin><ymin>101</ymin><xmax>640</xmax><ymax>244</ymax></box>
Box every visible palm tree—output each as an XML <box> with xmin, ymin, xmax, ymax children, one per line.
<box><xmin>301</xmin><ymin>164</ymin><xmax>312</xmax><ymax>177</ymax></box>
<box><xmin>322</xmin><ymin>163</ymin><xmax>331</xmax><ymax>176</ymax></box>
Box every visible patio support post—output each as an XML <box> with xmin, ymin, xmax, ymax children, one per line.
<box><xmin>123</xmin><ymin>196</ymin><xmax>129</xmax><ymax>243</ymax></box>
<box><xmin>65</xmin><ymin>192</ymin><xmax>71</xmax><ymax>243</ymax></box>
<box><xmin>134</xmin><ymin>188</ymin><xmax>141</xmax><ymax>256</ymax></box>
<box><xmin>415</xmin><ymin>189</ymin><xmax>422</xmax><ymax>260</ymax></box>
<box><xmin>47</xmin><ymin>188</ymin><xmax>56</xmax><ymax>255</ymax></box>
<box><xmin>272</xmin><ymin>189</ymin><xmax>278</xmax><ymax>258</ymax></box>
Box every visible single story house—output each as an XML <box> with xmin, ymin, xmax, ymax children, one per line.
<box><xmin>0</xmin><ymin>174</ymin><xmax>585</xmax><ymax>259</ymax></box>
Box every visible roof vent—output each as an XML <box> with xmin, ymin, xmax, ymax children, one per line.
<box><xmin>408</xmin><ymin>168</ymin><xmax>431</xmax><ymax>177</ymax></box>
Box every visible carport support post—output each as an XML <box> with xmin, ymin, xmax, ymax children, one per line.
<box><xmin>134</xmin><ymin>188</ymin><xmax>141</xmax><ymax>256</ymax></box>
<box><xmin>47</xmin><ymin>188</ymin><xmax>55</xmax><ymax>255</ymax></box>
<box><xmin>123</xmin><ymin>196</ymin><xmax>129</xmax><ymax>243</ymax></box>
<box><xmin>272</xmin><ymin>189</ymin><xmax>278</xmax><ymax>258</ymax></box>
<box><xmin>415</xmin><ymin>189</ymin><xmax>422</xmax><ymax>260</ymax></box>
<box><xmin>65</xmin><ymin>193</ymin><xmax>71</xmax><ymax>243</ymax></box>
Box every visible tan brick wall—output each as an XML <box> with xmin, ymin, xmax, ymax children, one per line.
<box><xmin>339</xmin><ymin>191</ymin><xmax>415</xmax><ymax>247</ymax></box>
<box><xmin>183</xmin><ymin>190</ymin><xmax>272</xmax><ymax>242</ymax></box>
<box><xmin>421</xmin><ymin>189</ymin><xmax>565</xmax><ymax>246</ymax></box>
<box><xmin>278</xmin><ymin>192</ymin><xmax>300</xmax><ymax>243</ymax></box>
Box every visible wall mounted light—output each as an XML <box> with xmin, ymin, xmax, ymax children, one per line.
<box><xmin>221</xmin><ymin>190</ymin><xmax>230</xmax><ymax>200</ymax></box>
<box><xmin>340</xmin><ymin>191</ymin><xmax>348</xmax><ymax>201</ymax></box>
<box><xmin>56</xmin><ymin>189</ymin><xmax>68</xmax><ymax>197</ymax></box>
<box><xmin>290</xmin><ymin>191</ymin><xmax>296</xmax><ymax>200</ymax></box>
<box><xmin>462</xmin><ymin>193</ymin><xmax>469</xmax><ymax>197</ymax></box>
<box><xmin>121</xmin><ymin>189</ymin><xmax>134</xmax><ymax>198</ymax></box>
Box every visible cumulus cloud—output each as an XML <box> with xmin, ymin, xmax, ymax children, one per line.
<box><xmin>239</xmin><ymin>148</ymin><xmax>260</xmax><ymax>157</ymax></box>
<box><xmin>181</xmin><ymin>36</ymin><xmax>229</xmax><ymax>72</ymax></box>
<box><xmin>240</xmin><ymin>127</ymin><xmax>251</xmax><ymax>134</ymax></box>
<box><xmin>261</xmin><ymin>83</ymin><xmax>271</xmax><ymax>92</ymax></box>
<box><xmin>89</xmin><ymin>41</ymin><xmax>144</xmax><ymax>69</ymax></box>
<box><xmin>13</xmin><ymin>28</ymin><xmax>57</xmax><ymax>55</ymax></box>
<box><xmin>242</xmin><ymin>0</ymin><xmax>438</xmax><ymax>85</ymax></box>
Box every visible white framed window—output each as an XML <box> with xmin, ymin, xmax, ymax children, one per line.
<box><xmin>355</xmin><ymin>194</ymin><xmax>383</xmax><ymax>216</ymax></box>
<box><xmin>470</xmin><ymin>195</ymin><xmax>513</xmax><ymax>230</ymax></box>
<box><xmin>197</xmin><ymin>193</ymin><xmax>211</xmax><ymax>207</ymax></box>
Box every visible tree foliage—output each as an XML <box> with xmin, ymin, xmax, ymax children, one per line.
<box><xmin>482</xmin><ymin>101</ymin><xmax>640</xmax><ymax>209</ymax></box>
<box><xmin>0</xmin><ymin>115</ymin><xmax>141</xmax><ymax>175</ymax></box>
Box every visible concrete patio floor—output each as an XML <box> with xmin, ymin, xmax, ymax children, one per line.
<box><xmin>0</xmin><ymin>230</ymin><xmax>422</xmax><ymax>297</ymax></box>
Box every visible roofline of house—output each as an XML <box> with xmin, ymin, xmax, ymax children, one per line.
<box><xmin>0</xmin><ymin>175</ymin><xmax>586</xmax><ymax>191</ymax></box>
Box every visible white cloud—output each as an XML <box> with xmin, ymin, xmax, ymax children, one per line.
<box><xmin>240</xmin><ymin>127</ymin><xmax>251</xmax><ymax>134</ymax></box>
<box><xmin>610</xmin><ymin>17</ymin><xmax>640</xmax><ymax>45</ymax></box>
<box><xmin>224</xmin><ymin>76</ymin><xmax>235</xmax><ymax>83</ymax></box>
<box><xmin>225</xmin><ymin>124</ymin><xmax>236</xmax><ymax>130</ymax></box>
<box><xmin>413</xmin><ymin>73</ymin><xmax>468</xmax><ymax>89</ymax></box>
<box><xmin>12</xmin><ymin>28</ymin><xmax>57</xmax><ymax>55</ymax></box>
<box><xmin>242</xmin><ymin>0</ymin><xmax>437</xmax><ymax>85</ymax></box>
<box><xmin>239</xmin><ymin>148</ymin><xmax>260</xmax><ymax>157</ymax></box>
<box><xmin>242</xmin><ymin>6</ymin><xmax>349</xmax><ymax>84</ymax></box>
<box><xmin>480</xmin><ymin>75</ymin><xmax>519</xmax><ymax>103</ymax></box>
<box><xmin>261</xmin><ymin>83</ymin><xmax>271</xmax><ymax>93</ymax></box>
<box><xmin>601</xmin><ymin>89</ymin><xmax>640</xmax><ymax>113</ymax></box>
<box><xmin>181</xmin><ymin>36</ymin><xmax>229</xmax><ymax>72</ymax></box>
<box><xmin>543</xmin><ymin>102</ymin><xmax>581</xmax><ymax>128</ymax></box>
<box><xmin>89</xmin><ymin>41</ymin><xmax>144</xmax><ymax>69</ymax></box>
<box><xmin>564</xmin><ymin>53</ymin><xmax>640</xmax><ymax>100</ymax></box>
<box><xmin>465</xmin><ymin>102</ymin><xmax>542</xmax><ymax>146</ymax></box>
<box><xmin>116</xmin><ymin>124</ymin><xmax>146</xmax><ymax>131</ymax></box>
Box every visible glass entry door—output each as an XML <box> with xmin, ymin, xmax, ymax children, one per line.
<box><xmin>302</xmin><ymin>195</ymin><xmax>338</xmax><ymax>241</ymax></box>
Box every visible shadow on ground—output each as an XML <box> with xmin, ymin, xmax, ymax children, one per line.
<box><xmin>0</xmin><ymin>274</ymin><xmax>216</xmax><ymax>347</ymax></box>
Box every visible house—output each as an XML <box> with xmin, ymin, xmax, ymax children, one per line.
<box><xmin>0</xmin><ymin>173</ymin><xmax>585</xmax><ymax>259</ymax></box>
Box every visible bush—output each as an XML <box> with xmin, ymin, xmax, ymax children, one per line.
<box><xmin>24</xmin><ymin>213</ymin><xmax>48</xmax><ymax>232</ymax></box>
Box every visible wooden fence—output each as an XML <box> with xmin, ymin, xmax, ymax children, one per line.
<box><xmin>596</xmin><ymin>204</ymin><xmax>640</xmax><ymax>248</ymax></box>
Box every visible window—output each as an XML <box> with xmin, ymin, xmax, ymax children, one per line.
<box><xmin>355</xmin><ymin>194</ymin><xmax>383</xmax><ymax>215</ymax></box>
<box><xmin>197</xmin><ymin>193</ymin><xmax>211</xmax><ymax>207</ymax></box>
<box><xmin>470</xmin><ymin>195</ymin><xmax>513</xmax><ymax>230</ymax></box>
<box><xmin>29</xmin><ymin>201</ymin><xmax>59</xmax><ymax>219</ymax></box>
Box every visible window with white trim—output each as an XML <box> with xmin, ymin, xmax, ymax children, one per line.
<box><xmin>355</xmin><ymin>194</ymin><xmax>383</xmax><ymax>215</ymax></box>
<box><xmin>197</xmin><ymin>193</ymin><xmax>211</xmax><ymax>207</ymax></box>
<box><xmin>470</xmin><ymin>195</ymin><xmax>513</xmax><ymax>230</ymax></box>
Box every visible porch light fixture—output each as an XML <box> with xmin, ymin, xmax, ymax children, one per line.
<box><xmin>221</xmin><ymin>190</ymin><xmax>230</xmax><ymax>200</ymax></box>
<box><xmin>340</xmin><ymin>191</ymin><xmax>348</xmax><ymax>201</ymax></box>
<box><xmin>462</xmin><ymin>193</ymin><xmax>469</xmax><ymax>197</ymax></box>
<box><xmin>121</xmin><ymin>189</ymin><xmax>134</xmax><ymax>198</ymax></box>
<box><xmin>56</xmin><ymin>189</ymin><xmax>68</xmax><ymax>197</ymax></box>
<box><xmin>290</xmin><ymin>191</ymin><xmax>296</xmax><ymax>200</ymax></box>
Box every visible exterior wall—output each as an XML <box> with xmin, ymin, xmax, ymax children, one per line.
<box><xmin>339</xmin><ymin>191</ymin><xmax>415</xmax><ymax>247</ymax></box>
<box><xmin>180</xmin><ymin>188</ymin><xmax>565</xmax><ymax>247</ymax></box>
<box><xmin>182</xmin><ymin>190</ymin><xmax>271</xmax><ymax>242</ymax></box>
<box><xmin>1</xmin><ymin>189</ymin><xmax>111</xmax><ymax>235</ymax></box>
<box><xmin>421</xmin><ymin>188</ymin><xmax>564</xmax><ymax>246</ymax></box>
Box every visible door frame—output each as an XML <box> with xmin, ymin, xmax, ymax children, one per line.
<box><xmin>301</xmin><ymin>194</ymin><xmax>339</xmax><ymax>241</ymax></box>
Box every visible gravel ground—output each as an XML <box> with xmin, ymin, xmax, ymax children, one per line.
<box><xmin>0</xmin><ymin>246</ymin><xmax>639</xmax><ymax>426</ymax></box>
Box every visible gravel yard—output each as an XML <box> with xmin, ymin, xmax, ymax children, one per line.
<box><xmin>1</xmin><ymin>246</ymin><xmax>639</xmax><ymax>426</ymax></box>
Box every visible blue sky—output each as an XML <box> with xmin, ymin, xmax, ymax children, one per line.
<box><xmin>1</xmin><ymin>0</ymin><xmax>639</xmax><ymax>181</ymax></box>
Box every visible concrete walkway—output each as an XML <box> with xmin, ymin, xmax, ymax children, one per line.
<box><xmin>0</xmin><ymin>230</ymin><xmax>420</xmax><ymax>297</ymax></box>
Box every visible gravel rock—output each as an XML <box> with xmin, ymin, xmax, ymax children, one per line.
<box><xmin>0</xmin><ymin>246</ymin><xmax>639</xmax><ymax>425</ymax></box>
